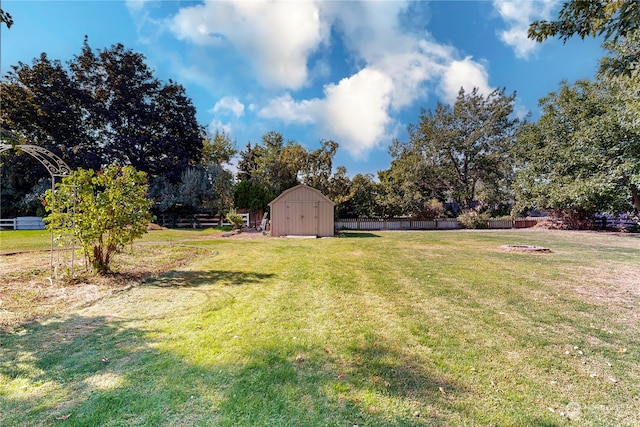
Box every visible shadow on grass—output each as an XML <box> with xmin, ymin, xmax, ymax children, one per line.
<box><xmin>338</xmin><ymin>232</ymin><xmax>381</xmax><ymax>238</ymax></box>
<box><xmin>0</xmin><ymin>313</ymin><xmax>452</xmax><ymax>427</ymax></box>
<box><xmin>146</xmin><ymin>269</ymin><xmax>275</xmax><ymax>288</ymax></box>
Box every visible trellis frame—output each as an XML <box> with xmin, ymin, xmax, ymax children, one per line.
<box><xmin>0</xmin><ymin>136</ymin><xmax>76</xmax><ymax>279</ymax></box>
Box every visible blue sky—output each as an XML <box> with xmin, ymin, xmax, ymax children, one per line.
<box><xmin>1</xmin><ymin>1</ymin><xmax>605</xmax><ymax>176</ymax></box>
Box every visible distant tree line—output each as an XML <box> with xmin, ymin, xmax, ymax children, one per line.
<box><xmin>2</xmin><ymin>0</ymin><xmax>639</xmax><ymax>228</ymax></box>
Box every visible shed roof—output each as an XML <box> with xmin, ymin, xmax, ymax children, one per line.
<box><xmin>268</xmin><ymin>184</ymin><xmax>335</xmax><ymax>207</ymax></box>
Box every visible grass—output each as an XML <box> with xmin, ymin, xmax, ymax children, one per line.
<box><xmin>1</xmin><ymin>229</ymin><xmax>639</xmax><ymax>426</ymax></box>
<box><xmin>0</xmin><ymin>229</ymin><xmax>51</xmax><ymax>253</ymax></box>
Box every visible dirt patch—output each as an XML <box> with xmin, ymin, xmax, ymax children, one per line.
<box><xmin>500</xmin><ymin>244</ymin><xmax>552</xmax><ymax>252</ymax></box>
<box><xmin>221</xmin><ymin>229</ymin><xmax>270</xmax><ymax>240</ymax></box>
<box><xmin>0</xmin><ymin>244</ymin><xmax>209</xmax><ymax>330</ymax></box>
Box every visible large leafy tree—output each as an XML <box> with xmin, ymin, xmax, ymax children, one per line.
<box><xmin>1</xmin><ymin>53</ymin><xmax>100</xmax><ymax>217</ymax></box>
<box><xmin>603</xmin><ymin>28</ymin><xmax>640</xmax><ymax>132</ymax></box>
<box><xmin>513</xmin><ymin>79</ymin><xmax>640</xmax><ymax>220</ymax></box>
<box><xmin>235</xmin><ymin>131</ymin><xmax>350</xmax><ymax>212</ymax></box>
<box><xmin>1</xmin><ymin>38</ymin><xmax>203</xmax><ymax>216</ymax></box>
<box><xmin>252</xmin><ymin>131</ymin><xmax>305</xmax><ymax>196</ymax></box>
<box><xmin>237</xmin><ymin>131</ymin><xmax>343</xmax><ymax>198</ymax></box>
<box><xmin>377</xmin><ymin>148</ymin><xmax>444</xmax><ymax>218</ymax></box>
<box><xmin>345</xmin><ymin>173</ymin><xmax>381</xmax><ymax>218</ymax></box>
<box><xmin>70</xmin><ymin>39</ymin><xmax>203</xmax><ymax>182</ymax></box>
<box><xmin>389</xmin><ymin>87</ymin><xmax>519</xmax><ymax>212</ymax></box>
<box><xmin>1</xmin><ymin>53</ymin><xmax>101</xmax><ymax>168</ymax></box>
<box><xmin>301</xmin><ymin>139</ymin><xmax>339</xmax><ymax>194</ymax></box>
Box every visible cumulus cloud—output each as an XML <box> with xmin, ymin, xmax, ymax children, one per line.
<box><xmin>494</xmin><ymin>0</ymin><xmax>559</xmax><ymax>59</ymax></box>
<box><xmin>212</xmin><ymin>96</ymin><xmax>245</xmax><ymax>117</ymax></box>
<box><xmin>321</xmin><ymin>68</ymin><xmax>395</xmax><ymax>158</ymax></box>
<box><xmin>169</xmin><ymin>0</ymin><xmax>327</xmax><ymax>89</ymax></box>
<box><xmin>259</xmin><ymin>68</ymin><xmax>396</xmax><ymax>158</ymax></box>
<box><xmin>162</xmin><ymin>0</ymin><xmax>494</xmax><ymax>159</ymax></box>
<box><xmin>259</xmin><ymin>93</ymin><xmax>318</xmax><ymax>125</ymax></box>
<box><xmin>440</xmin><ymin>57</ymin><xmax>493</xmax><ymax>104</ymax></box>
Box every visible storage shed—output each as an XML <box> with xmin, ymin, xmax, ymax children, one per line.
<box><xmin>268</xmin><ymin>184</ymin><xmax>335</xmax><ymax>237</ymax></box>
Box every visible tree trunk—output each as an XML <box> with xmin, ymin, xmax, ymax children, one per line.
<box><xmin>632</xmin><ymin>187</ymin><xmax>640</xmax><ymax>212</ymax></box>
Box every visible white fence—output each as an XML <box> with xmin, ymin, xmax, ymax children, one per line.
<box><xmin>0</xmin><ymin>216</ymin><xmax>46</xmax><ymax>230</ymax></box>
<box><xmin>170</xmin><ymin>213</ymin><xmax>250</xmax><ymax>228</ymax></box>
<box><xmin>335</xmin><ymin>218</ymin><xmax>544</xmax><ymax>231</ymax></box>
<box><xmin>336</xmin><ymin>218</ymin><xmax>461</xmax><ymax>230</ymax></box>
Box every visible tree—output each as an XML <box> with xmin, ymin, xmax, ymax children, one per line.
<box><xmin>0</xmin><ymin>8</ymin><xmax>13</xmax><ymax>28</ymax></box>
<box><xmin>236</xmin><ymin>131</ymin><xmax>350</xmax><ymax>209</ymax></box>
<box><xmin>346</xmin><ymin>173</ymin><xmax>381</xmax><ymax>218</ymax></box>
<box><xmin>236</xmin><ymin>142</ymin><xmax>260</xmax><ymax>182</ymax></box>
<box><xmin>177</xmin><ymin>167</ymin><xmax>215</xmax><ymax>213</ymax></box>
<box><xmin>252</xmin><ymin>131</ymin><xmax>305</xmax><ymax>195</ymax></box>
<box><xmin>389</xmin><ymin>87</ymin><xmax>519</xmax><ymax>213</ymax></box>
<box><xmin>70</xmin><ymin>39</ymin><xmax>204</xmax><ymax>182</ymax></box>
<box><xmin>301</xmin><ymin>139</ymin><xmax>339</xmax><ymax>194</ymax></box>
<box><xmin>233</xmin><ymin>180</ymin><xmax>275</xmax><ymax>212</ymax></box>
<box><xmin>602</xmin><ymin>28</ymin><xmax>640</xmax><ymax>131</ymax></box>
<box><xmin>528</xmin><ymin>0</ymin><xmax>640</xmax><ymax>75</ymax></box>
<box><xmin>0</xmin><ymin>54</ymin><xmax>101</xmax><ymax>217</ymax></box>
<box><xmin>512</xmin><ymin>79</ymin><xmax>640</xmax><ymax>222</ymax></box>
<box><xmin>327</xmin><ymin>166</ymin><xmax>352</xmax><ymax>218</ymax></box>
<box><xmin>1</xmin><ymin>38</ymin><xmax>203</xmax><ymax>215</ymax></box>
<box><xmin>202</xmin><ymin>130</ymin><xmax>237</xmax><ymax>165</ymax></box>
<box><xmin>44</xmin><ymin>165</ymin><xmax>153</xmax><ymax>274</ymax></box>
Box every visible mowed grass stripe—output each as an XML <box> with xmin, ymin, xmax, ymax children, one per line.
<box><xmin>1</xmin><ymin>230</ymin><xmax>638</xmax><ymax>426</ymax></box>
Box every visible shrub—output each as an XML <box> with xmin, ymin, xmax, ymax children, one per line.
<box><xmin>419</xmin><ymin>198</ymin><xmax>445</xmax><ymax>220</ymax></box>
<box><xmin>44</xmin><ymin>165</ymin><xmax>153</xmax><ymax>274</ymax></box>
<box><xmin>458</xmin><ymin>210</ymin><xmax>491</xmax><ymax>229</ymax></box>
<box><xmin>225</xmin><ymin>208</ymin><xmax>245</xmax><ymax>230</ymax></box>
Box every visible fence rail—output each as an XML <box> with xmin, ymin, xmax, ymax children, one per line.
<box><xmin>166</xmin><ymin>213</ymin><xmax>250</xmax><ymax>229</ymax></box>
<box><xmin>335</xmin><ymin>217</ymin><xmax>548</xmax><ymax>231</ymax></box>
<box><xmin>0</xmin><ymin>216</ymin><xmax>45</xmax><ymax>230</ymax></box>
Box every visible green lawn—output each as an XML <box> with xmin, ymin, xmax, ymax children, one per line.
<box><xmin>1</xmin><ymin>230</ymin><xmax>639</xmax><ymax>426</ymax></box>
<box><xmin>0</xmin><ymin>229</ymin><xmax>51</xmax><ymax>253</ymax></box>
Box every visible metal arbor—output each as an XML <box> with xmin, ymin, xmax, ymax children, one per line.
<box><xmin>0</xmin><ymin>140</ymin><xmax>75</xmax><ymax>278</ymax></box>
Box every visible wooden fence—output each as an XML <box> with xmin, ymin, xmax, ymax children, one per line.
<box><xmin>335</xmin><ymin>217</ymin><xmax>543</xmax><ymax>231</ymax></box>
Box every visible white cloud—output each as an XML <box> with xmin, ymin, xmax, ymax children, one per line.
<box><xmin>493</xmin><ymin>0</ymin><xmax>559</xmax><ymax>59</ymax></box>
<box><xmin>440</xmin><ymin>57</ymin><xmax>493</xmax><ymax>104</ymax></box>
<box><xmin>322</xmin><ymin>68</ymin><xmax>395</xmax><ymax>158</ymax></box>
<box><xmin>169</xmin><ymin>0</ymin><xmax>327</xmax><ymax>89</ymax></box>
<box><xmin>209</xmin><ymin>119</ymin><xmax>232</xmax><ymax>135</ymax></box>
<box><xmin>259</xmin><ymin>93</ymin><xmax>318</xmax><ymax>125</ymax></box>
<box><xmin>258</xmin><ymin>2</ymin><xmax>493</xmax><ymax>158</ymax></box>
<box><xmin>163</xmin><ymin>0</ymin><xmax>494</xmax><ymax>159</ymax></box>
<box><xmin>125</xmin><ymin>0</ymin><xmax>150</xmax><ymax>13</ymax></box>
<box><xmin>212</xmin><ymin>96</ymin><xmax>245</xmax><ymax>117</ymax></box>
<box><xmin>259</xmin><ymin>68</ymin><xmax>395</xmax><ymax>159</ymax></box>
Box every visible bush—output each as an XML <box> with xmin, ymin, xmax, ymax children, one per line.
<box><xmin>225</xmin><ymin>208</ymin><xmax>245</xmax><ymax>230</ymax></box>
<box><xmin>44</xmin><ymin>165</ymin><xmax>153</xmax><ymax>274</ymax></box>
<box><xmin>418</xmin><ymin>198</ymin><xmax>445</xmax><ymax>220</ymax></box>
<box><xmin>458</xmin><ymin>210</ymin><xmax>491</xmax><ymax>229</ymax></box>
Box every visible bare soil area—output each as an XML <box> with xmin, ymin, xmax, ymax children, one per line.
<box><xmin>0</xmin><ymin>244</ymin><xmax>209</xmax><ymax>330</ymax></box>
<box><xmin>0</xmin><ymin>229</ymin><xmax>271</xmax><ymax>330</ymax></box>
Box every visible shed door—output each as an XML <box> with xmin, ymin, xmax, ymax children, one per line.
<box><xmin>286</xmin><ymin>202</ymin><xmax>318</xmax><ymax>235</ymax></box>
